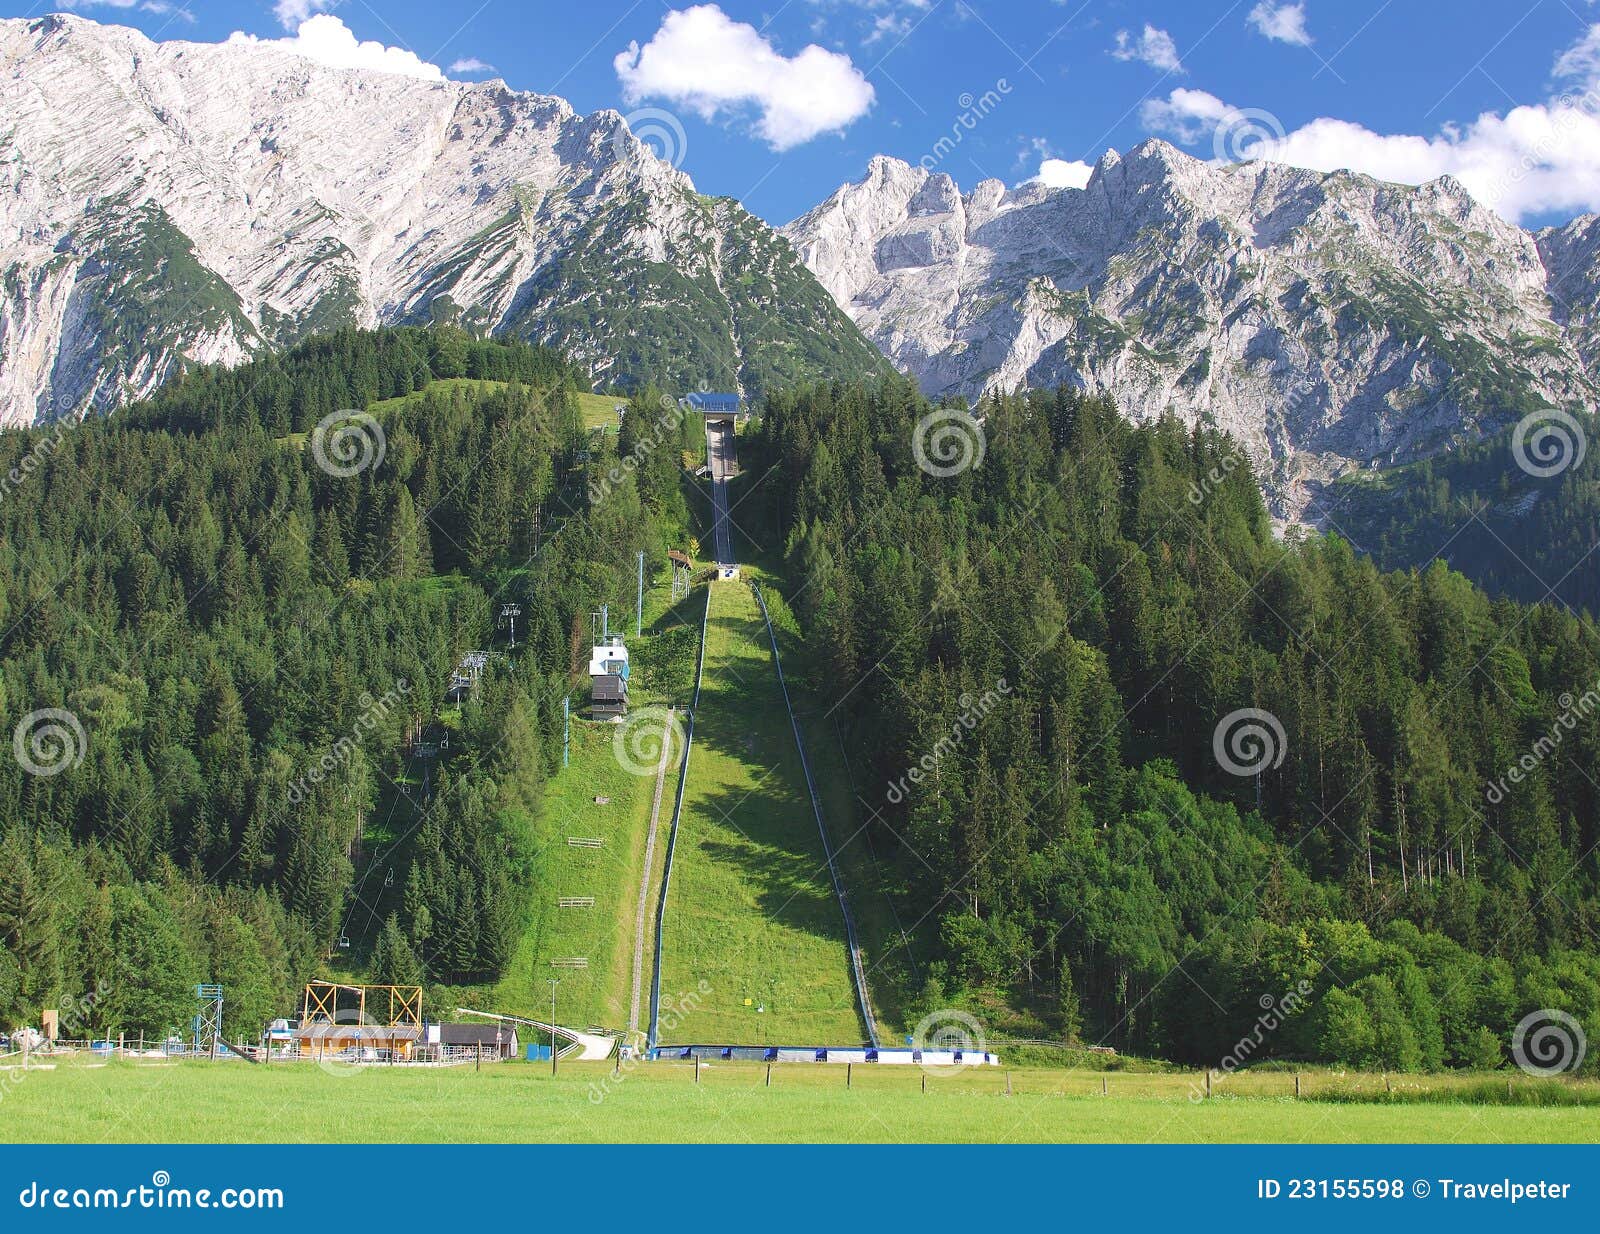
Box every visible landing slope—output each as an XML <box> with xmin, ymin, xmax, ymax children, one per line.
<box><xmin>657</xmin><ymin>581</ymin><xmax>868</xmax><ymax>1045</ymax></box>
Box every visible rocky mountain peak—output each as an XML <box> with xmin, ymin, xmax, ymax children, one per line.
<box><xmin>783</xmin><ymin>146</ymin><xmax>1600</xmax><ymax>521</ymax></box>
<box><xmin>0</xmin><ymin>14</ymin><xmax>883</xmax><ymax>423</ymax></box>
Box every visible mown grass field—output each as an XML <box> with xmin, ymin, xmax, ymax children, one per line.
<box><xmin>313</xmin><ymin>382</ymin><xmax>620</xmax><ymax>434</ymax></box>
<box><xmin>10</xmin><ymin>1058</ymin><xmax>1600</xmax><ymax>1144</ymax></box>
<box><xmin>657</xmin><ymin>580</ymin><xmax>867</xmax><ymax>1045</ymax></box>
<box><xmin>451</xmin><ymin>717</ymin><xmax>664</xmax><ymax>1032</ymax></box>
<box><xmin>574</xmin><ymin>391</ymin><xmax>627</xmax><ymax>429</ymax></box>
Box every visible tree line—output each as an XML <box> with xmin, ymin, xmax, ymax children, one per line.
<box><xmin>751</xmin><ymin>379</ymin><xmax>1600</xmax><ymax>1070</ymax></box>
<box><xmin>0</xmin><ymin>328</ymin><xmax>670</xmax><ymax>1039</ymax></box>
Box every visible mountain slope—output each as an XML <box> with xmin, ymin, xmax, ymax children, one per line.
<box><xmin>783</xmin><ymin>144</ymin><xmax>1600</xmax><ymax>519</ymax></box>
<box><xmin>0</xmin><ymin>14</ymin><xmax>884</xmax><ymax>425</ymax></box>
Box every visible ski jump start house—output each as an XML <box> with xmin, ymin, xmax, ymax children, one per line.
<box><xmin>589</xmin><ymin>635</ymin><xmax>630</xmax><ymax>719</ymax></box>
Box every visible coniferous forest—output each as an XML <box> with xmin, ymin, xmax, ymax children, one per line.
<box><xmin>0</xmin><ymin>329</ymin><xmax>674</xmax><ymax>1041</ymax></box>
<box><xmin>1</xmin><ymin>332</ymin><xmax>1598</xmax><ymax>1072</ymax></box>
<box><xmin>754</xmin><ymin>379</ymin><xmax>1600</xmax><ymax>1069</ymax></box>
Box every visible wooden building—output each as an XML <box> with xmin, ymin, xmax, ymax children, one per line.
<box><xmin>436</xmin><ymin>1023</ymin><xmax>519</xmax><ymax>1059</ymax></box>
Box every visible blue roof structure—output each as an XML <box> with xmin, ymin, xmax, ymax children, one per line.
<box><xmin>684</xmin><ymin>392</ymin><xmax>741</xmax><ymax>414</ymax></box>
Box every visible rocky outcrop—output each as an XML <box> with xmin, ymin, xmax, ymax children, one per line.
<box><xmin>0</xmin><ymin>14</ymin><xmax>881</xmax><ymax>425</ymax></box>
<box><xmin>785</xmin><ymin>142</ymin><xmax>1599</xmax><ymax>519</ymax></box>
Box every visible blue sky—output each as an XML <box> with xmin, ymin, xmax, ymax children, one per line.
<box><xmin>16</xmin><ymin>1</ymin><xmax>1600</xmax><ymax>227</ymax></box>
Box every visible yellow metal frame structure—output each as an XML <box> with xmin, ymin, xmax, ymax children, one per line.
<box><xmin>300</xmin><ymin>981</ymin><xmax>423</xmax><ymax>1029</ymax></box>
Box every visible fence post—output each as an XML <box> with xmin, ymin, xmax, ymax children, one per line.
<box><xmin>1205</xmin><ymin>1070</ymin><xmax>1212</xmax><ymax>1098</ymax></box>
<box><xmin>1006</xmin><ymin>1071</ymin><xmax>1012</xmax><ymax>1097</ymax></box>
<box><xmin>1102</xmin><ymin>1076</ymin><xmax>1107</xmax><ymax>1097</ymax></box>
<box><xmin>921</xmin><ymin>1074</ymin><xmax>926</xmax><ymax>1095</ymax></box>
<box><xmin>847</xmin><ymin>1063</ymin><xmax>852</xmax><ymax>1088</ymax></box>
<box><xmin>766</xmin><ymin>1063</ymin><xmax>772</xmax><ymax>1087</ymax></box>
<box><xmin>694</xmin><ymin>1055</ymin><xmax>701</xmax><ymax>1084</ymax></box>
<box><xmin>1294</xmin><ymin>1073</ymin><xmax>1301</xmax><ymax>1099</ymax></box>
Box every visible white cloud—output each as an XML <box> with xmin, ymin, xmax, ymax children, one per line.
<box><xmin>59</xmin><ymin>0</ymin><xmax>195</xmax><ymax>20</ymax></box>
<box><xmin>1034</xmin><ymin>158</ymin><xmax>1094</xmax><ymax>189</ymax></box>
<box><xmin>226</xmin><ymin>14</ymin><xmax>444</xmax><ymax>81</ymax></box>
<box><xmin>1112</xmin><ymin>24</ymin><xmax>1184</xmax><ymax>73</ymax></box>
<box><xmin>1138</xmin><ymin>25</ymin><xmax>1600</xmax><ymax>223</ymax></box>
<box><xmin>614</xmin><ymin>4</ymin><xmax>874</xmax><ymax>150</ymax></box>
<box><xmin>1554</xmin><ymin>24</ymin><xmax>1600</xmax><ymax>80</ymax></box>
<box><xmin>1248</xmin><ymin>2</ymin><xmax>1312</xmax><ymax>47</ymax></box>
<box><xmin>274</xmin><ymin>0</ymin><xmax>339</xmax><ymax>31</ymax></box>
<box><xmin>1141</xmin><ymin>88</ymin><xmax>1243</xmax><ymax>144</ymax></box>
<box><xmin>448</xmin><ymin>57</ymin><xmax>496</xmax><ymax>75</ymax></box>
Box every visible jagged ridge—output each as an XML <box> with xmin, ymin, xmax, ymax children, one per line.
<box><xmin>0</xmin><ymin>14</ymin><xmax>884</xmax><ymax>424</ymax></box>
<box><xmin>783</xmin><ymin>143</ymin><xmax>1600</xmax><ymax>519</ymax></box>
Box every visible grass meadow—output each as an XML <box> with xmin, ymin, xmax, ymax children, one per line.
<box><xmin>8</xmin><ymin>1056</ymin><xmax>1600</xmax><ymax>1144</ymax></box>
<box><xmin>656</xmin><ymin>581</ymin><xmax>867</xmax><ymax>1045</ymax></box>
